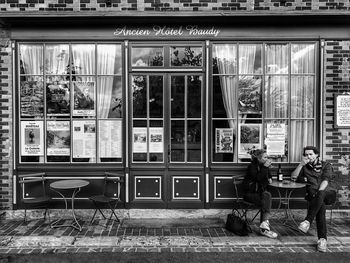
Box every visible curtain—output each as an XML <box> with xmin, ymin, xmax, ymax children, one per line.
<box><xmin>20</xmin><ymin>45</ymin><xmax>43</xmax><ymax>75</ymax></box>
<box><xmin>45</xmin><ymin>45</ymin><xmax>69</xmax><ymax>75</ymax></box>
<box><xmin>72</xmin><ymin>44</ymin><xmax>95</xmax><ymax>75</ymax></box>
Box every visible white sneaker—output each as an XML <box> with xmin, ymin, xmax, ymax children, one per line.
<box><xmin>260</xmin><ymin>228</ymin><xmax>278</xmax><ymax>239</ymax></box>
<box><xmin>260</xmin><ymin>220</ymin><xmax>270</xmax><ymax>231</ymax></box>
<box><xmin>298</xmin><ymin>220</ymin><xmax>310</xmax><ymax>233</ymax></box>
<box><xmin>317</xmin><ymin>238</ymin><xmax>327</xmax><ymax>253</ymax></box>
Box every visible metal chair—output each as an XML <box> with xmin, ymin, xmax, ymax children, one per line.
<box><xmin>89</xmin><ymin>172</ymin><xmax>124</xmax><ymax>226</ymax></box>
<box><xmin>232</xmin><ymin>175</ymin><xmax>262</xmax><ymax>231</ymax></box>
<box><xmin>18</xmin><ymin>172</ymin><xmax>51</xmax><ymax>223</ymax></box>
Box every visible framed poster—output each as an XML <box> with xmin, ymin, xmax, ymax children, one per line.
<box><xmin>73</xmin><ymin>81</ymin><xmax>95</xmax><ymax>116</ymax></box>
<box><xmin>20</xmin><ymin>121</ymin><xmax>44</xmax><ymax>156</ymax></box>
<box><xmin>335</xmin><ymin>93</ymin><xmax>350</xmax><ymax>128</ymax></box>
<box><xmin>238</xmin><ymin>123</ymin><xmax>262</xmax><ymax>158</ymax></box>
<box><xmin>215</xmin><ymin>128</ymin><xmax>234</xmax><ymax>153</ymax></box>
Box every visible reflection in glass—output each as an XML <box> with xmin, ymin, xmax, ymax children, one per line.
<box><xmin>171</xmin><ymin>76</ymin><xmax>185</xmax><ymax>118</ymax></box>
<box><xmin>97</xmin><ymin>44</ymin><xmax>122</xmax><ymax>75</ymax></box>
<box><xmin>171</xmin><ymin>120</ymin><xmax>185</xmax><ymax>162</ymax></box>
<box><xmin>290</xmin><ymin>120</ymin><xmax>314</xmax><ymax>162</ymax></box>
<box><xmin>213</xmin><ymin>44</ymin><xmax>236</xmax><ymax>74</ymax></box>
<box><xmin>132</xmin><ymin>75</ymin><xmax>147</xmax><ymax>118</ymax></box>
<box><xmin>291</xmin><ymin>44</ymin><xmax>315</xmax><ymax>74</ymax></box>
<box><xmin>238</xmin><ymin>76</ymin><xmax>262</xmax><ymax>114</ymax></box>
<box><xmin>71</xmin><ymin>44</ymin><xmax>95</xmax><ymax>75</ymax></box>
<box><xmin>264</xmin><ymin>76</ymin><xmax>288</xmax><ymax>118</ymax></box>
<box><xmin>46</xmin><ymin>78</ymin><xmax>70</xmax><ymax>116</ymax></box>
<box><xmin>20</xmin><ymin>45</ymin><xmax>43</xmax><ymax>75</ymax></box>
<box><xmin>266</xmin><ymin>44</ymin><xmax>288</xmax><ymax>74</ymax></box>
<box><xmin>20</xmin><ymin>77</ymin><xmax>44</xmax><ymax>118</ymax></box>
<box><xmin>98</xmin><ymin>77</ymin><xmax>122</xmax><ymax>118</ymax></box>
<box><xmin>291</xmin><ymin>76</ymin><xmax>314</xmax><ymax>118</ymax></box>
<box><xmin>132</xmin><ymin>47</ymin><xmax>163</xmax><ymax>67</ymax></box>
<box><xmin>187</xmin><ymin>76</ymin><xmax>202</xmax><ymax>118</ymax></box>
<box><xmin>239</xmin><ymin>44</ymin><xmax>262</xmax><ymax>74</ymax></box>
<box><xmin>149</xmin><ymin>76</ymin><xmax>163</xmax><ymax>118</ymax></box>
<box><xmin>45</xmin><ymin>45</ymin><xmax>69</xmax><ymax>75</ymax></box>
<box><xmin>171</xmin><ymin>47</ymin><xmax>202</xmax><ymax>67</ymax></box>
<box><xmin>187</xmin><ymin>120</ymin><xmax>201</xmax><ymax>162</ymax></box>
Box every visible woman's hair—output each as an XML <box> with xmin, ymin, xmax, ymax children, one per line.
<box><xmin>251</xmin><ymin>149</ymin><xmax>266</xmax><ymax>161</ymax></box>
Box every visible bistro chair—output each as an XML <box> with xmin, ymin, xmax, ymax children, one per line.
<box><xmin>232</xmin><ymin>175</ymin><xmax>262</xmax><ymax>232</ymax></box>
<box><xmin>89</xmin><ymin>172</ymin><xmax>124</xmax><ymax>227</ymax></box>
<box><xmin>18</xmin><ymin>172</ymin><xmax>51</xmax><ymax>223</ymax></box>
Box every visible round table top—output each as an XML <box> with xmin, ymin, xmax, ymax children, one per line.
<box><xmin>50</xmin><ymin>179</ymin><xmax>89</xmax><ymax>190</ymax></box>
<box><xmin>269</xmin><ymin>180</ymin><xmax>306</xmax><ymax>189</ymax></box>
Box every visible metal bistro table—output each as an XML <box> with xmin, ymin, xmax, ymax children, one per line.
<box><xmin>50</xmin><ymin>179</ymin><xmax>89</xmax><ymax>231</ymax></box>
<box><xmin>269</xmin><ymin>180</ymin><xmax>306</xmax><ymax>229</ymax></box>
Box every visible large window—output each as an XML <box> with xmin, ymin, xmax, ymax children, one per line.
<box><xmin>19</xmin><ymin>43</ymin><xmax>123</xmax><ymax>163</ymax></box>
<box><xmin>212</xmin><ymin>42</ymin><xmax>317</xmax><ymax>163</ymax></box>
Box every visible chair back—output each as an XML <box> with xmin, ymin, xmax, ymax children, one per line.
<box><xmin>232</xmin><ymin>175</ymin><xmax>244</xmax><ymax>202</ymax></box>
<box><xmin>103</xmin><ymin>172</ymin><xmax>125</xmax><ymax>199</ymax></box>
<box><xmin>18</xmin><ymin>172</ymin><xmax>47</xmax><ymax>198</ymax></box>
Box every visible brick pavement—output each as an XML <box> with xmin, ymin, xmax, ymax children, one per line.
<box><xmin>1</xmin><ymin>213</ymin><xmax>350</xmax><ymax>254</ymax></box>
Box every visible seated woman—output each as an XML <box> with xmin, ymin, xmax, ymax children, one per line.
<box><xmin>242</xmin><ymin>149</ymin><xmax>278</xmax><ymax>239</ymax></box>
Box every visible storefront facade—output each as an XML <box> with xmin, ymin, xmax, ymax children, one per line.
<box><xmin>1</xmin><ymin>1</ymin><xmax>350</xmax><ymax>211</ymax></box>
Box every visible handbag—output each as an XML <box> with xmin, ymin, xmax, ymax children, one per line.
<box><xmin>225</xmin><ymin>209</ymin><xmax>249</xmax><ymax>236</ymax></box>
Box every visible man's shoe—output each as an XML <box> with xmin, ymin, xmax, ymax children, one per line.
<box><xmin>298</xmin><ymin>220</ymin><xmax>310</xmax><ymax>233</ymax></box>
<box><xmin>260</xmin><ymin>228</ymin><xmax>278</xmax><ymax>239</ymax></box>
<box><xmin>317</xmin><ymin>238</ymin><xmax>327</xmax><ymax>253</ymax></box>
<box><xmin>259</xmin><ymin>220</ymin><xmax>270</xmax><ymax>231</ymax></box>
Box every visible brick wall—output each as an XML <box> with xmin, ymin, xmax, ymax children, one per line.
<box><xmin>0</xmin><ymin>0</ymin><xmax>349</xmax><ymax>12</ymax></box>
<box><xmin>0</xmin><ymin>28</ymin><xmax>13</xmax><ymax>210</ymax></box>
<box><xmin>324</xmin><ymin>40</ymin><xmax>350</xmax><ymax>207</ymax></box>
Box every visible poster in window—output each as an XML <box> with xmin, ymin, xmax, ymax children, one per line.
<box><xmin>133</xmin><ymin>127</ymin><xmax>147</xmax><ymax>153</ymax></box>
<box><xmin>47</xmin><ymin>121</ymin><xmax>70</xmax><ymax>156</ymax></box>
<box><xmin>20</xmin><ymin>80</ymin><xmax>44</xmax><ymax>117</ymax></box>
<box><xmin>21</xmin><ymin>121</ymin><xmax>44</xmax><ymax>156</ymax></box>
<box><xmin>265</xmin><ymin>123</ymin><xmax>286</xmax><ymax>156</ymax></box>
<box><xmin>149</xmin><ymin>127</ymin><xmax>163</xmax><ymax>153</ymax></box>
<box><xmin>238</xmin><ymin>124</ymin><xmax>262</xmax><ymax>157</ymax></box>
<box><xmin>238</xmin><ymin>76</ymin><xmax>262</xmax><ymax>114</ymax></box>
<box><xmin>335</xmin><ymin>94</ymin><xmax>350</xmax><ymax>128</ymax></box>
<box><xmin>46</xmin><ymin>81</ymin><xmax>70</xmax><ymax>115</ymax></box>
<box><xmin>72</xmin><ymin>120</ymin><xmax>96</xmax><ymax>158</ymax></box>
<box><xmin>73</xmin><ymin>81</ymin><xmax>95</xmax><ymax>116</ymax></box>
<box><xmin>215</xmin><ymin>128</ymin><xmax>234</xmax><ymax>153</ymax></box>
<box><xmin>99</xmin><ymin>120</ymin><xmax>122</xmax><ymax>158</ymax></box>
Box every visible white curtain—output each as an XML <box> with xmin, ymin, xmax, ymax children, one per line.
<box><xmin>20</xmin><ymin>45</ymin><xmax>43</xmax><ymax>74</ymax></box>
<box><xmin>72</xmin><ymin>44</ymin><xmax>95</xmax><ymax>75</ymax></box>
<box><xmin>45</xmin><ymin>45</ymin><xmax>69</xmax><ymax>75</ymax></box>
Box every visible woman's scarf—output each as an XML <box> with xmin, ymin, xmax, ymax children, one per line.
<box><xmin>308</xmin><ymin>157</ymin><xmax>323</xmax><ymax>173</ymax></box>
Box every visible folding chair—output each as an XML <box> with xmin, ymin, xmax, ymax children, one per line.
<box><xmin>89</xmin><ymin>172</ymin><xmax>124</xmax><ymax>226</ymax></box>
<box><xmin>232</xmin><ymin>175</ymin><xmax>262</xmax><ymax>231</ymax></box>
<box><xmin>18</xmin><ymin>172</ymin><xmax>51</xmax><ymax>223</ymax></box>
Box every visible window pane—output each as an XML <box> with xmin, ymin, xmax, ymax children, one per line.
<box><xmin>132</xmin><ymin>75</ymin><xmax>147</xmax><ymax>118</ymax></box>
<box><xmin>171</xmin><ymin>76</ymin><xmax>185</xmax><ymax>118</ymax></box>
<box><xmin>20</xmin><ymin>76</ymin><xmax>44</xmax><ymax>118</ymax></box>
<box><xmin>73</xmin><ymin>81</ymin><xmax>96</xmax><ymax>117</ymax></box>
<box><xmin>97</xmin><ymin>76</ymin><xmax>122</xmax><ymax>119</ymax></box>
<box><xmin>46</xmin><ymin>121</ymin><xmax>70</xmax><ymax>163</ymax></box>
<box><xmin>71</xmin><ymin>44</ymin><xmax>95</xmax><ymax>75</ymax></box>
<box><xmin>150</xmin><ymin>121</ymin><xmax>164</xmax><ymax>163</ymax></box>
<box><xmin>264</xmin><ymin>120</ymin><xmax>288</xmax><ymax>162</ymax></box>
<box><xmin>171</xmin><ymin>46</ymin><xmax>202</xmax><ymax>67</ymax></box>
<box><xmin>20</xmin><ymin>44</ymin><xmax>43</xmax><ymax>75</ymax></box>
<box><xmin>149</xmin><ymin>76</ymin><xmax>163</xmax><ymax>118</ymax></box>
<box><xmin>20</xmin><ymin>120</ymin><xmax>44</xmax><ymax>162</ymax></box>
<box><xmin>97</xmin><ymin>44</ymin><xmax>122</xmax><ymax>75</ymax></box>
<box><xmin>266</xmin><ymin>44</ymin><xmax>288</xmax><ymax>74</ymax></box>
<box><xmin>238</xmin><ymin>76</ymin><xmax>262</xmax><ymax>114</ymax></box>
<box><xmin>171</xmin><ymin>120</ymin><xmax>185</xmax><ymax>162</ymax></box>
<box><xmin>290</xmin><ymin>120</ymin><xmax>314</xmax><ymax>162</ymax></box>
<box><xmin>212</xmin><ymin>120</ymin><xmax>235</xmax><ymax>162</ymax></box>
<box><xmin>45</xmin><ymin>44</ymin><xmax>69</xmax><ymax>75</ymax></box>
<box><xmin>212</xmin><ymin>76</ymin><xmax>238</xmax><ymax>118</ymax></box>
<box><xmin>188</xmin><ymin>75</ymin><xmax>202</xmax><ymax>118</ymax></box>
<box><xmin>264</xmin><ymin>76</ymin><xmax>289</xmax><ymax>118</ymax></box>
<box><xmin>239</xmin><ymin>44</ymin><xmax>262</xmax><ymax>74</ymax></box>
<box><xmin>291</xmin><ymin>44</ymin><xmax>315</xmax><ymax>74</ymax></box>
<box><xmin>132</xmin><ymin>47</ymin><xmax>163</xmax><ymax>67</ymax></box>
<box><xmin>72</xmin><ymin>120</ymin><xmax>96</xmax><ymax>163</ymax></box>
<box><xmin>213</xmin><ymin>44</ymin><xmax>236</xmax><ymax>74</ymax></box>
<box><xmin>238</xmin><ymin>122</ymin><xmax>262</xmax><ymax>162</ymax></box>
<box><xmin>99</xmin><ymin>120</ymin><xmax>122</xmax><ymax>163</ymax></box>
<box><xmin>291</xmin><ymin>76</ymin><xmax>314</xmax><ymax>118</ymax></box>
<box><xmin>188</xmin><ymin>120</ymin><xmax>201</xmax><ymax>162</ymax></box>
<box><xmin>132</xmin><ymin>120</ymin><xmax>147</xmax><ymax>162</ymax></box>
<box><xmin>46</xmin><ymin>78</ymin><xmax>70</xmax><ymax>116</ymax></box>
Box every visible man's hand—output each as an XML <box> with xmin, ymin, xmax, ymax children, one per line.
<box><xmin>300</xmin><ymin>156</ymin><xmax>309</xmax><ymax>166</ymax></box>
<box><xmin>268</xmin><ymin>178</ymin><xmax>273</xmax><ymax>184</ymax></box>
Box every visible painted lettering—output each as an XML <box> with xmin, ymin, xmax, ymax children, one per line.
<box><xmin>114</xmin><ymin>26</ymin><xmax>151</xmax><ymax>36</ymax></box>
<box><xmin>153</xmin><ymin>26</ymin><xmax>184</xmax><ymax>36</ymax></box>
<box><xmin>186</xmin><ymin>25</ymin><xmax>220</xmax><ymax>37</ymax></box>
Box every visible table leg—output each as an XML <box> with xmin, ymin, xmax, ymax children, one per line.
<box><xmin>71</xmin><ymin>187</ymin><xmax>82</xmax><ymax>231</ymax></box>
<box><xmin>274</xmin><ymin>188</ymin><xmax>300</xmax><ymax>230</ymax></box>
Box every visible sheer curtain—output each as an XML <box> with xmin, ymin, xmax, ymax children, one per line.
<box><xmin>20</xmin><ymin>45</ymin><xmax>43</xmax><ymax>74</ymax></box>
<box><xmin>72</xmin><ymin>44</ymin><xmax>95</xmax><ymax>75</ymax></box>
<box><xmin>45</xmin><ymin>45</ymin><xmax>69</xmax><ymax>75</ymax></box>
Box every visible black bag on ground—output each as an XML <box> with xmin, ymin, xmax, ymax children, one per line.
<box><xmin>225</xmin><ymin>209</ymin><xmax>249</xmax><ymax>236</ymax></box>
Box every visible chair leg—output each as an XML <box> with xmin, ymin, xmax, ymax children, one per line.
<box><xmin>24</xmin><ymin>208</ymin><xmax>27</xmax><ymax>223</ymax></box>
<box><xmin>90</xmin><ymin>209</ymin><xmax>98</xmax><ymax>225</ymax></box>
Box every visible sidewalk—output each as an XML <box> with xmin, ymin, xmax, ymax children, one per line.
<box><xmin>1</xmin><ymin>209</ymin><xmax>350</xmax><ymax>254</ymax></box>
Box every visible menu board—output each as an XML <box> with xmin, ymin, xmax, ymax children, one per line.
<box><xmin>335</xmin><ymin>94</ymin><xmax>350</xmax><ymax>128</ymax></box>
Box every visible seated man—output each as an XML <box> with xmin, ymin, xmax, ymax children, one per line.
<box><xmin>291</xmin><ymin>146</ymin><xmax>335</xmax><ymax>253</ymax></box>
<box><xmin>243</xmin><ymin>149</ymin><xmax>278</xmax><ymax>239</ymax></box>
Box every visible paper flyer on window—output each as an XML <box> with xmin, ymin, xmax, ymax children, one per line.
<box><xmin>265</xmin><ymin>123</ymin><xmax>286</xmax><ymax>156</ymax></box>
<box><xmin>133</xmin><ymin>127</ymin><xmax>147</xmax><ymax>153</ymax></box>
<box><xmin>47</xmin><ymin>121</ymin><xmax>70</xmax><ymax>156</ymax></box>
<box><xmin>99</xmin><ymin>120</ymin><xmax>122</xmax><ymax>158</ymax></box>
<box><xmin>72</xmin><ymin>120</ymin><xmax>96</xmax><ymax>158</ymax></box>
<box><xmin>21</xmin><ymin>121</ymin><xmax>44</xmax><ymax>156</ymax></box>
<box><xmin>238</xmin><ymin>123</ymin><xmax>262</xmax><ymax>157</ymax></box>
<box><xmin>73</xmin><ymin>81</ymin><xmax>95</xmax><ymax>116</ymax></box>
<box><xmin>149</xmin><ymin>127</ymin><xmax>163</xmax><ymax>153</ymax></box>
<box><xmin>46</xmin><ymin>81</ymin><xmax>70</xmax><ymax>116</ymax></box>
<box><xmin>336</xmin><ymin>94</ymin><xmax>350</xmax><ymax>127</ymax></box>
<box><xmin>215</xmin><ymin>128</ymin><xmax>234</xmax><ymax>153</ymax></box>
